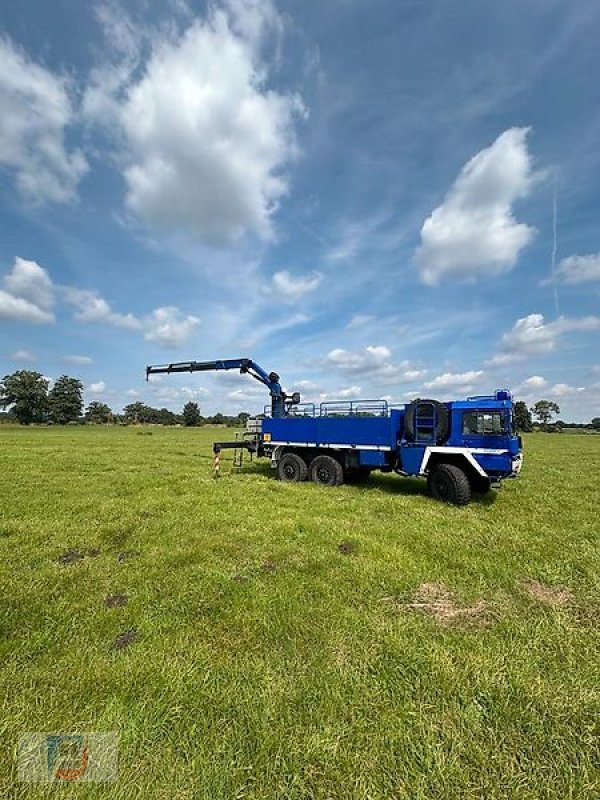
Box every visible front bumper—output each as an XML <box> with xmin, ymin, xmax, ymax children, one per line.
<box><xmin>511</xmin><ymin>452</ymin><xmax>523</xmax><ymax>476</ymax></box>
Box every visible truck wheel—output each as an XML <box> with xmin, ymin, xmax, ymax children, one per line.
<box><xmin>277</xmin><ymin>453</ymin><xmax>308</xmax><ymax>482</ymax></box>
<box><xmin>427</xmin><ymin>464</ymin><xmax>471</xmax><ymax>505</ymax></box>
<box><xmin>310</xmin><ymin>455</ymin><xmax>344</xmax><ymax>486</ymax></box>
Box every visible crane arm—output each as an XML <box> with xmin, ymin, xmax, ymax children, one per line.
<box><xmin>145</xmin><ymin>358</ymin><xmax>277</xmax><ymax>389</ymax></box>
<box><xmin>145</xmin><ymin>358</ymin><xmax>296</xmax><ymax>418</ymax></box>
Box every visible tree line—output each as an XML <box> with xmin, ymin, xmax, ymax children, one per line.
<box><xmin>514</xmin><ymin>400</ymin><xmax>600</xmax><ymax>432</ymax></box>
<box><xmin>1</xmin><ymin>369</ymin><xmax>598</xmax><ymax>431</ymax></box>
<box><xmin>0</xmin><ymin>370</ymin><xmax>249</xmax><ymax>427</ymax></box>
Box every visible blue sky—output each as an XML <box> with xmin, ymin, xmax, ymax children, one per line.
<box><xmin>1</xmin><ymin>0</ymin><xmax>599</xmax><ymax>420</ymax></box>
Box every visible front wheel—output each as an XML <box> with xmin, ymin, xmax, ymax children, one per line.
<box><xmin>309</xmin><ymin>455</ymin><xmax>344</xmax><ymax>487</ymax></box>
<box><xmin>427</xmin><ymin>464</ymin><xmax>471</xmax><ymax>505</ymax></box>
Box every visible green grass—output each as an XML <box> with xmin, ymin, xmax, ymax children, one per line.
<box><xmin>0</xmin><ymin>426</ymin><xmax>598</xmax><ymax>799</ymax></box>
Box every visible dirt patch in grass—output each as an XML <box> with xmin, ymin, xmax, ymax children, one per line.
<box><xmin>261</xmin><ymin>560</ymin><xmax>277</xmax><ymax>573</ymax></box>
<box><xmin>232</xmin><ymin>573</ymin><xmax>250</xmax><ymax>582</ymax></box>
<box><xmin>112</xmin><ymin>629</ymin><xmax>138</xmax><ymax>650</ymax></box>
<box><xmin>58</xmin><ymin>547</ymin><xmax>101</xmax><ymax>565</ymax></box>
<box><xmin>105</xmin><ymin>594</ymin><xmax>128</xmax><ymax>608</ymax></box>
<box><xmin>338</xmin><ymin>541</ymin><xmax>357</xmax><ymax>555</ymax></box>
<box><xmin>393</xmin><ymin>582</ymin><xmax>494</xmax><ymax>627</ymax></box>
<box><xmin>521</xmin><ymin>579</ymin><xmax>574</xmax><ymax>606</ymax></box>
<box><xmin>117</xmin><ymin>550</ymin><xmax>141</xmax><ymax>563</ymax></box>
<box><xmin>58</xmin><ymin>548</ymin><xmax>85</xmax><ymax>565</ymax></box>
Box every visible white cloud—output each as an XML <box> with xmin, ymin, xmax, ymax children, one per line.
<box><xmin>10</xmin><ymin>349</ymin><xmax>35</xmax><ymax>361</ymax></box>
<box><xmin>425</xmin><ymin>370</ymin><xmax>483</xmax><ymax>389</ymax></box>
<box><xmin>0</xmin><ymin>37</ymin><xmax>87</xmax><ymax>203</ymax></box>
<box><xmin>64</xmin><ymin>286</ymin><xmax>199</xmax><ymax>347</ymax></box>
<box><xmin>0</xmin><ymin>291</ymin><xmax>53</xmax><ymax>324</ymax></box>
<box><xmin>63</xmin><ymin>287</ymin><xmax>141</xmax><ymax>329</ymax></box>
<box><xmin>126</xmin><ymin>389</ymin><xmax>140</xmax><ymax>398</ymax></box>
<box><xmin>555</xmin><ymin>253</ymin><xmax>600</xmax><ymax>285</ymax></box>
<box><xmin>143</xmin><ymin>307</ymin><xmax>200</xmax><ymax>347</ymax></box>
<box><xmin>415</xmin><ymin>127</ymin><xmax>536</xmax><ymax>285</ymax></box>
<box><xmin>115</xmin><ymin>5</ymin><xmax>303</xmax><ymax>243</ymax></box>
<box><xmin>270</xmin><ymin>270</ymin><xmax>322</xmax><ymax>302</ymax></box>
<box><xmin>338</xmin><ymin>385</ymin><xmax>362</xmax><ymax>398</ymax></box>
<box><xmin>346</xmin><ymin>314</ymin><xmax>373</xmax><ymax>329</ymax></box>
<box><xmin>326</xmin><ymin>345</ymin><xmax>425</xmax><ymax>384</ymax></box>
<box><xmin>549</xmin><ymin>383</ymin><xmax>585</xmax><ymax>397</ymax></box>
<box><xmin>64</xmin><ymin>355</ymin><xmax>93</xmax><ymax>365</ymax></box>
<box><xmin>490</xmin><ymin>313</ymin><xmax>600</xmax><ymax>364</ymax></box>
<box><xmin>4</xmin><ymin>257</ymin><xmax>54</xmax><ymax>310</ymax></box>
<box><xmin>0</xmin><ymin>257</ymin><xmax>55</xmax><ymax>324</ymax></box>
<box><xmin>88</xmin><ymin>381</ymin><xmax>106</xmax><ymax>394</ymax></box>
<box><xmin>522</xmin><ymin>375</ymin><xmax>547</xmax><ymax>390</ymax></box>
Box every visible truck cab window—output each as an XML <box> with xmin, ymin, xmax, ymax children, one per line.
<box><xmin>463</xmin><ymin>411</ymin><xmax>508</xmax><ymax>435</ymax></box>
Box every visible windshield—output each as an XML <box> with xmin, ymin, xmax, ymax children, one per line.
<box><xmin>462</xmin><ymin>410</ymin><xmax>511</xmax><ymax>436</ymax></box>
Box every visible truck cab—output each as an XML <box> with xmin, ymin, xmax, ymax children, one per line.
<box><xmin>398</xmin><ymin>391</ymin><xmax>523</xmax><ymax>503</ymax></box>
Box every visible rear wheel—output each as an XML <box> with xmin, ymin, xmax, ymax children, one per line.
<box><xmin>277</xmin><ymin>453</ymin><xmax>308</xmax><ymax>482</ymax></box>
<box><xmin>427</xmin><ymin>463</ymin><xmax>471</xmax><ymax>505</ymax></box>
<box><xmin>310</xmin><ymin>455</ymin><xmax>344</xmax><ymax>487</ymax></box>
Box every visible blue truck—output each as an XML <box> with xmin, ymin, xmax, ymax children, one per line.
<box><xmin>145</xmin><ymin>358</ymin><xmax>523</xmax><ymax>505</ymax></box>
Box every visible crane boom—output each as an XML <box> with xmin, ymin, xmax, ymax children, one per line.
<box><xmin>145</xmin><ymin>357</ymin><xmax>296</xmax><ymax>418</ymax></box>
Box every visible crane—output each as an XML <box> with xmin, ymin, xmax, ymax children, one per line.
<box><xmin>145</xmin><ymin>358</ymin><xmax>299</xmax><ymax>418</ymax></box>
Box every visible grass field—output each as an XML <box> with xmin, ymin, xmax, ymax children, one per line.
<box><xmin>1</xmin><ymin>426</ymin><xmax>598</xmax><ymax>799</ymax></box>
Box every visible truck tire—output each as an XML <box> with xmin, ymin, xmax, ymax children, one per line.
<box><xmin>404</xmin><ymin>399</ymin><xmax>449</xmax><ymax>444</ymax></box>
<box><xmin>310</xmin><ymin>455</ymin><xmax>344</xmax><ymax>486</ymax></box>
<box><xmin>277</xmin><ymin>453</ymin><xmax>308</xmax><ymax>482</ymax></box>
<box><xmin>427</xmin><ymin>463</ymin><xmax>471</xmax><ymax>505</ymax></box>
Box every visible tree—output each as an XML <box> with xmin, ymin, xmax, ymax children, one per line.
<box><xmin>531</xmin><ymin>399</ymin><xmax>560</xmax><ymax>430</ymax></box>
<box><xmin>592</xmin><ymin>417</ymin><xmax>600</xmax><ymax>431</ymax></box>
<box><xmin>0</xmin><ymin>370</ymin><xmax>49</xmax><ymax>424</ymax></box>
<box><xmin>85</xmin><ymin>401</ymin><xmax>113</xmax><ymax>424</ymax></box>
<box><xmin>123</xmin><ymin>402</ymin><xmax>151</xmax><ymax>424</ymax></box>
<box><xmin>182</xmin><ymin>401</ymin><xmax>201</xmax><ymax>427</ymax></box>
<box><xmin>514</xmin><ymin>400</ymin><xmax>533</xmax><ymax>432</ymax></box>
<box><xmin>49</xmin><ymin>375</ymin><xmax>84</xmax><ymax>424</ymax></box>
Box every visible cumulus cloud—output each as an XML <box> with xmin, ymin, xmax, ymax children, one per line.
<box><xmin>63</xmin><ymin>286</ymin><xmax>199</xmax><ymax>347</ymax></box>
<box><xmin>88</xmin><ymin>381</ymin><xmax>106</xmax><ymax>394</ymax></box>
<box><xmin>0</xmin><ymin>257</ymin><xmax>55</xmax><ymax>324</ymax></box>
<box><xmin>554</xmin><ymin>253</ymin><xmax>600</xmax><ymax>285</ymax></box>
<box><xmin>143</xmin><ymin>307</ymin><xmax>200</xmax><ymax>347</ymax></box>
<box><xmin>0</xmin><ymin>37</ymin><xmax>87</xmax><ymax>203</ymax></box>
<box><xmin>326</xmin><ymin>345</ymin><xmax>426</xmax><ymax>383</ymax></box>
<box><xmin>521</xmin><ymin>375</ymin><xmax>548</xmax><ymax>390</ymax></box>
<box><xmin>270</xmin><ymin>270</ymin><xmax>322</xmax><ymax>302</ymax></box>
<box><xmin>338</xmin><ymin>385</ymin><xmax>362</xmax><ymax>398</ymax></box>
<box><xmin>490</xmin><ymin>313</ymin><xmax>600</xmax><ymax>364</ymax></box>
<box><xmin>415</xmin><ymin>128</ymin><xmax>536</xmax><ymax>285</ymax></box>
<box><xmin>424</xmin><ymin>370</ymin><xmax>483</xmax><ymax>389</ymax></box>
<box><xmin>549</xmin><ymin>383</ymin><xmax>585</xmax><ymax>397</ymax></box>
<box><xmin>114</xmin><ymin>4</ymin><xmax>303</xmax><ymax>243</ymax></box>
<box><xmin>63</xmin><ymin>287</ymin><xmax>141</xmax><ymax>329</ymax></box>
